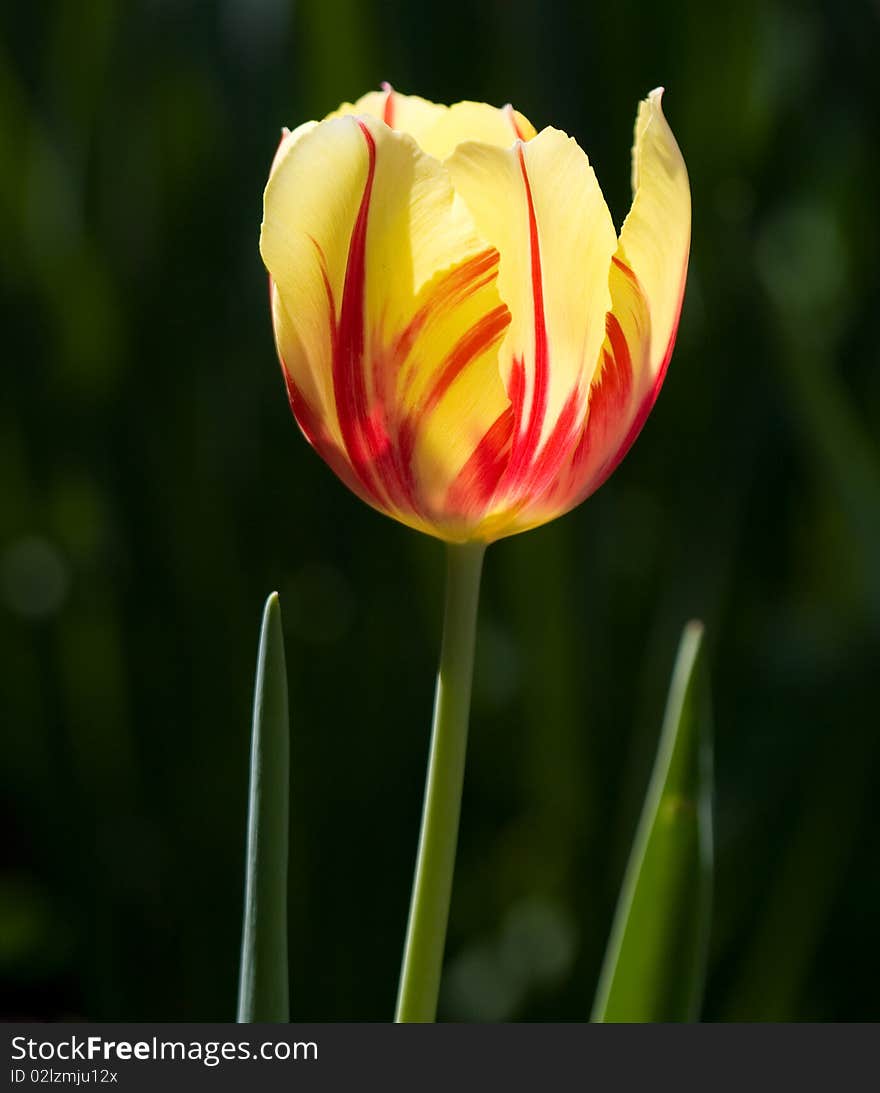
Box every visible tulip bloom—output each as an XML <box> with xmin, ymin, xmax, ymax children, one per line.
<box><xmin>261</xmin><ymin>86</ymin><xmax>689</xmax><ymax>542</ymax></box>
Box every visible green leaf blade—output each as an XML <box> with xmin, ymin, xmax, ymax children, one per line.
<box><xmin>592</xmin><ymin>620</ymin><xmax>713</xmax><ymax>1023</ymax></box>
<box><xmin>237</xmin><ymin>592</ymin><xmax>290</xmax><ymax>1023</ymax></box>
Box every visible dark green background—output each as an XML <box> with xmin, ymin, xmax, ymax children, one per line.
<box><xmin>2</xmin><ymin>0</ymin><xmax>879</xmax><ymax>1021</ymax></box>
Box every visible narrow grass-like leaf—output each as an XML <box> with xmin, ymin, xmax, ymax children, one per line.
<box><xmin>236</xmin><ymin>592</ymin><xmax>290</xmax><ymax>1022</ymax></box>
<box><xmin>592</xmin><ymin>620</ymin><xmax>713</xmax><ymax>1022</ymax></box>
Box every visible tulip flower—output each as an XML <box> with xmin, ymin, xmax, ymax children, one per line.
<box><xmin>259</xmin><ymin>86</ymin><xmax>690</xmax><ymax>1022</ymax></box>
<box><xmin>261</xmin><ymin>85</ymin><xmax>689</xmax><ymax>544</ymax></box>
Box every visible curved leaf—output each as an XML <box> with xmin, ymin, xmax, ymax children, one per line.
<box><xmin>237</xmin><ymin>592</ymin><xmax>290</xmax><ymax>1022</ymax></box>
<box><xmin>592</xmin><ymin>620</ymin><xmax>713</xmax><ymax>1022</ymax></box>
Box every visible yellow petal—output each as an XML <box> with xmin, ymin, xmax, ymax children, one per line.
<box><xmin>327</xmin><ymin>86</ymin><xmax>447</xmax><ymax>147</ymax></box>
<box><xmin>397</xmin><ymin>251</ymin><xmax>512</xmax><ymax>525</ymax></box>
<box><xmin>260</xmin><ymin>113</ymin><xmax>512</xmax><ymax>534</ymax></box>
<box><xmin>418</xmin><ymin>100</ymin><xmax>537</xmax><ymax>159</ymax></box>
<box><xmin>446</xmin><ymin>127</ymin><xmax>617</xmax><ymax>487</ymax></box>
<box><xmin>269</xmin><ymin>120</ymin><xmax>317</xmax><ymax>173</ymax></box>
<box><xmin>349</xmin><ymin>119</ymin><xmax>512</xmax><ymax>519</ymax></box>
<box><xmin>617</xmin><ymin>88</ymin><xmax>690</xmax><ymax>375</ymax></box>
<box><xmin>503</xmin><ymin>92</ymin><xmax>691</xmax><ymax>534</ymax></box>
<box><xmin>329</xmin><ymin>88</ymin><xmax>536</xmax><ymax>160</ymax></box>
<box><xmin>262</xmin><ymin>116</ymin><xmax>369</xmax><ymax>451</ymax></box>
<box><xmin>270</xmin><ymin>280</ymin><xmax>381</xmax><ymax>513</ymax></box>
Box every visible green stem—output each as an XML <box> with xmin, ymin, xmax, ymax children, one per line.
<box><xmin>395</xmin><ymin>541</ymin><xmax>486</xmax><ymax>1022</ymax></box>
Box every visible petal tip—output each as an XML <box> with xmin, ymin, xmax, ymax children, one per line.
<box><xmin>645</xmin><ymin>87</ymin><xmax>667</xmax><ymax>115</ymax></box>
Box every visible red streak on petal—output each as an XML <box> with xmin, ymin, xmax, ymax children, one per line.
<box><xmin>280</xmin><ymin>364</ymin><xmax>376</xmax><ymax>508</ymax></box>
<box><xmin>525</xmin><ymin>385</ymin><xmax>582</xmax><ymax>498</ymax></box>
<box><xmin>395</xmin><ymin>303</ymin><xmax>509</xmax><ymax>499</ymax></box>
<box><xmin>396</xmin><ymin>249</ymin><xmax>500</xmax><ymax>374</ymax></box>
<box><xmin>393</xmin><ymin>251</ymin><xmax>502</xmax><ymax>453</ymax></box>
<box><xmin>369</xmin><ymin>326</ymin><xmax>420</xmax><ymax>513</ymax></box>
<box><xmin>505</xmin><ymin>104</ymin><xmax>528</xmax><ymax>141</ymax></box>
<box><xmin>605</xmin><ymin>311</ymin><xmax>634</xmax><ymax>392</ymax></box>
<box><xmin>329</xmin><ymin>121</ymin><xmax>416</xmax><ymax>514</ymax></box>
<box><xmin>332</xmin><ymin>120</ymin><xmax>390</xmax><ymax>507</ymax></box>
<box><xmin>588</xmin><ymin>256</ymin><xmax>686</xmax><ymax>492</ymax></box>
<box><xmin>396</xmin><ymin>414</ymin><xmax>418</xmax><ymax>493</ymax></box>
<box><xmin>446</xmin><ymin>406</ymin><xmax>515</xmax><ymax>518</ymax></box>
<box><xmin>422</xmin><ymin>304</ymin><xmax>510</xmax><ymax>414</ymax></box>
<box><xmin>568</xmin><ymin>314</ymin><xmax>635</xmax><ymax>493</ymax></box>
<box><xmin>500</xmin><ymin>147</ymin><xmax>549</xmax><ymax>491</ymax></box>
<box><xmin>508</xmin><ymin>356</ymin><xmax>526</xmax><ymax>429</ymax></box>
<box><xmin>611</xmin><ymin>253</ymin><xmax>639</xmax><ymax>286</ymax></box>
<box><xmin>379</xmin><ymin>252</ymin><xmax>507</xmax><ymax>518</ymax></box>
<box><xmin>382</xmin><ymin>84</ymin><xmax>395</xmax><ymax>126</ymax></box>
<box><xmin>309</xmin><ymin>235</ymin><xmax>338</xmax><ymax>358</ymax></box>
<box><xmin>269</xmin><ymin>127</ymin><xmax>292</xmax><ymax>174</ymax></box>
<box><xmin>519</xmin><ymin>146</ymin><xmax>549</xmax><ymax>450</ymax></box>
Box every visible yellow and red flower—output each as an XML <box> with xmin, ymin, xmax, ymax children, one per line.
<box><xmin>260</xmin><ymin>86</ymin><xmax>690</xmax><ymax>542</ymax></box>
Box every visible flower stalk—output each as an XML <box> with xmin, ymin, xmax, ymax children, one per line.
<box><xmin>395</xmin><ymin>541</ymin><xmax>486</xmax><ymax>1022</ymax></box>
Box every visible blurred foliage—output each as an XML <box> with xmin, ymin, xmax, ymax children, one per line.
<box><xmin>1</xmin><ymin>0</ymin><xmax>879</xmax><ymax>1021</ymax></box>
